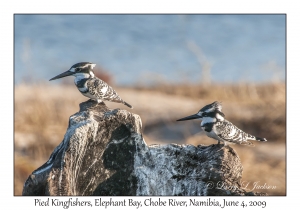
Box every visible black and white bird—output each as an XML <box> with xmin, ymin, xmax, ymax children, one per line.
<box><xmin>177</xmin><ymin>101</ymin><xmax>267</xmax><ymax>146</ymax></box>
<box><xmin>49</xmin><ymin>62</ymin><xmax>133</xmax><ymax>108</ymax></box>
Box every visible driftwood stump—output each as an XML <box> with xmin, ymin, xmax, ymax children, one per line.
<box><xmin>22</xmin><ymin>100</ymin><xmax>263</xmax><ymax>196</ymax></box>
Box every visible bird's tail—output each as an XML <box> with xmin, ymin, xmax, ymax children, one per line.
<box><xmin>255</xmin><ymin>136</ymin><xmax>267</xmax><ymax>142</ymax></box>
<box><xmin>124</xmin><ymin>101</ymin><xmax>133</xmax><ymax>109</ymax></box>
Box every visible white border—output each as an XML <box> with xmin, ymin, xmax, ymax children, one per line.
<box><xmin>2</xmin><ymin>0</ymin><xmax>297</xmax><ymax>209</ymax></box>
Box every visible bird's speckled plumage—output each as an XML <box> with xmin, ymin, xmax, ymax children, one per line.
<box><xmin>82</xmin><ymin>77</ymin><xmax>130</xmax><ymax>105</ymax></box>
<box><xmin>50</xmin><ymin>62</ymin><xmax>133</xmax><ymax>108</ymax></box>
<box><xmin>202</xmin><ymin>118</ymin><xmax>266</xmax><ymax>146</ymax></box>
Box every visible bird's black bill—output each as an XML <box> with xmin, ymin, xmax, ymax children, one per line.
<box><xmin>176</xmin><ymin>114</ymin><xmax>201</xmax><ymax>121</ymax></box>
<box><xmin>49</xmin><ymin>70</ymin><xmax>74</xmax><ymax>81</ymax></box>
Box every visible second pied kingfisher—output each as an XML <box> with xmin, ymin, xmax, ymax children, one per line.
<box><xmin>177</xmin><ymin>101</ymin><xmax>267</xmax><ymax>146</ymax></box>
<box><xmin>49</xmin><ymin>62</ymin><xmax>133</xmax><ymax>108</ymax></box>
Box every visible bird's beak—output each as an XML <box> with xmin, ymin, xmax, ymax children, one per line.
<box><xmin>177</xmin><ymin>114</ymin><xmax>201</xmax><ymax>121</ymax></box>
<box><xmin>49</xmin><ymin>70</ymin><xmax>74</xmax><ymax>81</ymax></box>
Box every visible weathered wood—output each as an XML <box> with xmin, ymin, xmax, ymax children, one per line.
<box><xmin>22</xmin><ymin>100</ymin><xmax>264</xmax><ymax>196</ymax></box>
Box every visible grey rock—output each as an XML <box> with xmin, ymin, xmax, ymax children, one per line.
<box><xmin>22</xmin><ymin>100</ymin><xmax>264</xmax><ymax>196</ymax></box>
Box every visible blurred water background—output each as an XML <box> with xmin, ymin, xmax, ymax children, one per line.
<box><xmin>14</xmin><ymin>14</ymin><xmax>285</xmax><ymax>85</ymax></box>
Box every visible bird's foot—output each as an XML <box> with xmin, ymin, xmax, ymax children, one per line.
<box><xmin>111</xmin><ymin>108</ymin><xmax>120</xmax><ymax>115</ymax></box>
<box><xmin>216</xmin><ymin>142</ymin><xmax>226</xmax><ymax>152</ymax></box>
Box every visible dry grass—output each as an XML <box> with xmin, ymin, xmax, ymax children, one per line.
<box><xmin>135</xmin><ymin>82</ymin><xmax>285</xmax><ymax>104</ymax></box>
<box><xmin>14</xmin><ymin>82</ymin><xmax>286</xmax><ymax>195</ymax></box>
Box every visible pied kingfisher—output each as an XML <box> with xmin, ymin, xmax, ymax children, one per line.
<box><xmin>49</xmin><ymin>62</ymin><xmax>133</xmax><ymax>108</ymax></box>
<box><xmin>177</xmin><ymin>101</ymin><xmax>267</xmax><ymax>146</ymax></box>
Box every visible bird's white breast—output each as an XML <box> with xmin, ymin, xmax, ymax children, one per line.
<box><xmin>203</xmin><ymin>129</ymin><xmax>222</xmax><ymax>142</ymax></box>
<box><xmin>78</xmin><ymin>86</ymin><xmax>88</xmax><ymax>92</ymax></box>
<box><xmin>81</xmin><ymin>91</ymin><xmax>98</xmax><ymax>100</ymax></box>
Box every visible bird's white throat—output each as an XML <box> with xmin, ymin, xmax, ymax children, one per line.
<box><xmin>201</xmin><ymin>117</ymin><xmax>216</xmax><ymax>126</ymax></box>
<box><xmin>74</xmin><ymin>73</ymin><xmax>91</xmax><ymax>85</ymax></box>
<box><xmin>200</xmin><ymin>112</ymin><xmax>225</xmax><ymax>126</ymax></box>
